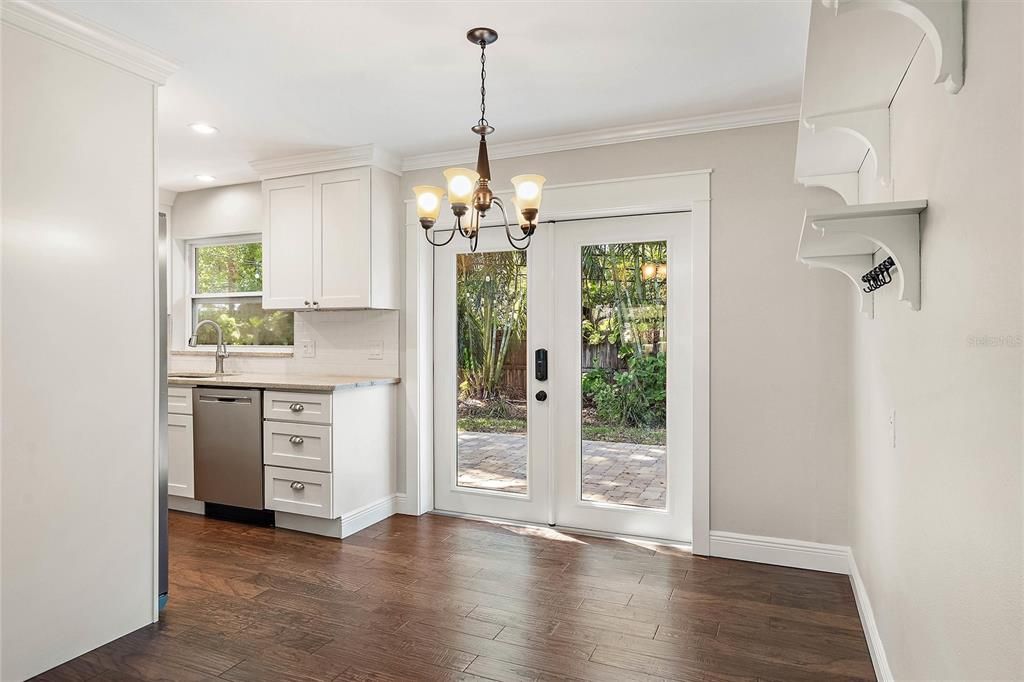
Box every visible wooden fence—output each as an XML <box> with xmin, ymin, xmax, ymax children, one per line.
<box><xmin>494</xmin><ymin>340</ymin><xmax>630</xmax><ymax>397</ymax></box>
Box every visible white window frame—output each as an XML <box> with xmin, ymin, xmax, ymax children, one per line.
<box><xmin>186</xmin><ymin>234</ymin><xmax>293</xmax><ymax>349</ymax></box>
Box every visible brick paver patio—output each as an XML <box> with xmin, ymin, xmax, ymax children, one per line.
<box><xmin>457</xmin><ymin>431</ymin><xmax>666</xmax><ymax>508</ymax></box>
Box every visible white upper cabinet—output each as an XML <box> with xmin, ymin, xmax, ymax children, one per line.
<box><xmin>315</xmin><ymin>167</ymin><xmax>371</xmax><ymax>308</ymax></box>
<box><xmin>263</xmin><ymin>174</ymin><xmax>314</xmax><ymax>309</ymax></box>
<box><xmin>259</xmin><ymin>151</ymin><xmax>400</xmax><ymax>311</ymax></box>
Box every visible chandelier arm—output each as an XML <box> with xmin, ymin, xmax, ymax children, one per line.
<box><xmin>422</xmin><ymin>224</ymin><xmax>458</xmax><ymax>247</ymax></box>
<box><xmin>455</xmin><ymin>213</ymin><xmax>474</xmax><ymax>239</ymax></box>
<box><xmin>494</xmin><ymin>197</ymin><xmax>532</xmax><ymax>250</ymax></box>
<box><xmin>494</xmin><ymin>196</ymin><xmax>531</xmax><ymax>244</ymax></box>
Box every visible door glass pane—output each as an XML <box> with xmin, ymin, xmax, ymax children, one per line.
<box><xmin>580</xmin><ymin>241</ymin><xmax>667</xmax><ymax>509</ymax></box>
<box><xmin>456</xmin><ymin>251</ymin><xmax>528</xmax><ymax>494</ymax></box>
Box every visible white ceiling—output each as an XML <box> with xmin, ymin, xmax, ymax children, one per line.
<box><xmin>53</xmin><ymin>0</ymin><xmax>810</xmax><ymax>192</ymax></box>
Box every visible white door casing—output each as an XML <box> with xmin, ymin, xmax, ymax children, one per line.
<box><xmin>406</xmin><ymin>170</ymin><xmax>711</xmax><ymax>553</ymax></box>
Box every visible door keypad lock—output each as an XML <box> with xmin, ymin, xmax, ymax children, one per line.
<box><xmin>535</xmin><ymin>348</ymin><xmax>548</xmax><ymax>381</ymax></box>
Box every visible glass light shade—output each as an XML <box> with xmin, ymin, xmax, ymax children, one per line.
<box><xmin>443</xmin><ymin>167</ymin><xmax>480</xmax><ymax>206</ymax></box>
<box><xmin>511</xmin><ymin>174</ymin><xmax>546</xmax><ymax>211</ymax></box>
<box><xmin>412</xmin><ymin>185</ymin><xmax>444</xmax><ymax>222</ymax></box>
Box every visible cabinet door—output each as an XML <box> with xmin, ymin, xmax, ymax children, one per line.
<box><xmin>314</xmin><ymin>167</ymin><xmax>371</xmax><ymax>309</ymax></box>
<box><xmin>168</xmin><ymin>413</ymin><xmax>194</xmax><ymax>498</ymax></box>
<box><xmin>263</xmin><ymin>175</ymin><xmax>314</xmax><ymax>310</ymax></box>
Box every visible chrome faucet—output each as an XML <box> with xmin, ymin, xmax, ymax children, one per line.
<box><xmin>188</xmin><ymin>320</ymin><xmax>229</xmax><ymax>375</ymax></box>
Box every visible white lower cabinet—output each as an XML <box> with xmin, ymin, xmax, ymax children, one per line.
<box><xmin>262</xmin><ymin>386</ymin><xmax>395</xmax><ymax>536</ymax></box>
<box><xmin>167</xmin><ymin>388</ymin><xmax>194</xmax><ymax>498</ymax></box>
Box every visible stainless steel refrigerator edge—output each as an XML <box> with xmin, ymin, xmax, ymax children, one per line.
<box><xmin>157</xmin><ymin>212</ymin><xmax>169</xmax><ymax>608</ymax></box>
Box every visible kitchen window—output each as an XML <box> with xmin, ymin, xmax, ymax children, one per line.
<box><xmin>188</xmin><ymin>235</ymin><xmax>294</xmax><ymax>346</ymax></box>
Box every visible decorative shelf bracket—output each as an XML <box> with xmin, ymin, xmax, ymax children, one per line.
<box><xmin>802</xmin><ymin>255</ymin><xmax>875</xmax><ymax>317</ymax></box>
<box><xmin>805</xmin><ymin>108</ymin><xmax>890</xmax><ymax>188</ymax></box>
<box><xmin>797</xmin><ymin>172</ymin><xmax>860</xmax><ymax>205</ymax></box>
<box><xmin>823</xmin><ymin>0</ymin><xmax>964</xmax><ymax>94</ymax></box>
<box><xmin>797</xmin><ymin>200</ymin><xmax>926</xmax><ymax>314</ymax></box>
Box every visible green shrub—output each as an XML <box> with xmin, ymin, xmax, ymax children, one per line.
<box><xmin>585</xmin><ymin>353</ymin><xmax>666</xmax><ymax>428</ymax></box>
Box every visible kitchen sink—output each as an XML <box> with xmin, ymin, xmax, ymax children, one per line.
<box><xmin>168</xmin><ymin>372</ymin><xmax>238</xmax><ymax>379</ymax></box>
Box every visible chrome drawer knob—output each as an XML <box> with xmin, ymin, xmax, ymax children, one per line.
<box><xmin>289</xmin><ymin>403</ymin><xmax>305</xmax><ymax>412</ymax></box>
<box><xmin>289</xmin><ymin>435</ymin><xmax>304</xmax><ymax>445</ymax></box>
<box><xmin>290</xmin><ymin>481</ymin><xmax>305</xmax><ymax>491</ymax></box>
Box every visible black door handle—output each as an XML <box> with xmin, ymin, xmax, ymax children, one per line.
<box><xmin>535</xmin><ymin>390</ymin><xmax>547</xmax><ymax>402</ymax></box>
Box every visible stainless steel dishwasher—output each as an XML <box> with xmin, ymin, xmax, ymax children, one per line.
<box><xmin>193</xmin><ymin>387</ymin><xmax>264</xmax><ymax>509</ymax></box>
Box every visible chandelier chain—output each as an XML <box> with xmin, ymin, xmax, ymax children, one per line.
<box><xmin>478</xmin><ymin>43</ymin><xmax>488</xmax><ymax>128</ymax></box>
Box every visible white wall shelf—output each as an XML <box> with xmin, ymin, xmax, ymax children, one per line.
<box><xmin>823</xmin><ymin>0</ymin><xmax>964</xmax><ymax>95</ymax></box>
<box><xmin>795</xmin><ymin>0</ymin><xmax>963</xmax><ymax>204</ymax></box>
<box><xmin>805</xmin><ymin>107</ymin><xmax>891</xmax><ymax>189</ymax></box>
<box><xmin>798</xmin><ymin>200</ymin><xmax>926</xmax><ymax>315</ymax></box>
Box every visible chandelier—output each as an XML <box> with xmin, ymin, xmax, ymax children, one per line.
<box><xmin>412</xmin><ymin>28</ymin><xmax>546</xmax><ymax>252</ymax></box>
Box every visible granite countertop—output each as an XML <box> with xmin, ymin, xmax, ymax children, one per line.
<box><xmin>167</xmin><ymin>372</ymin><xmax>400</xmax><ymax>392</ymax></box>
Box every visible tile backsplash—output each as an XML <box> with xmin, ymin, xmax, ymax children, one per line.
<box><xmin>168</xmin><ymin>309</ymin><xmax>400</xmax><ymax>378</ymax></box>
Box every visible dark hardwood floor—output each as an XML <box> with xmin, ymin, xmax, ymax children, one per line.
<box><xmin>35</xmin><ymin>512</ymin><xmax>875</xmax><ymax>682</ymax></box>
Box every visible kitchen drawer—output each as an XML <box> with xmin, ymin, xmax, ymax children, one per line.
<box><xmin>167</xmin><ymin>386</ymin><xmax>192</xmax><ymax>415</ymax></box>
<box><xmin>263</xmin><ymin>422</ymin><xmax>331</xmax><ymax>472</ymax></box>
<box><xmin>264</xmin><ymin>466</ymin><xmax>333</xmax><ymax>519</ymax></box>
<box><xmin>264</xmin><ymin>391</ymin><xmax>332</xmax><ymax>424</ymax></box>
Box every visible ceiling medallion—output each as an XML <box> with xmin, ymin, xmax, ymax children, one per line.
<box><xmin>412</xmin><ymin>27</ymin><xmax>546</xmax><ymax>252</ymax></box>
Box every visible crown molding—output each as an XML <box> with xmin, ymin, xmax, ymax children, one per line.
<box><xmin>1</xmin><ymin>0</ymin><xmax>178</xmax><ymax>85</ymax></box>
<box><xmin>400</xmin><ymin>103</ymin><xmax>800</xmax><ymax>172</ymax></box>
<box><xmin>250</xmin><ymin>144</ymin><xmax>401</xmax><ymax>179</ymax></box>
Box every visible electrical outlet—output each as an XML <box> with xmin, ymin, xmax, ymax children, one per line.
<box><xmin>300</xmin><ymin>339</ymin><xmax>316</xmax><ymax>358</ymax></box>
<box><xmin>368</xmin><ymin>340</ymin><xmax>384</xmax><ymax>360</ymax></box>
<box><xmin>889</xmin><ymin>409</ymin><xmax>896</xmax><ymax>448</ymax></box>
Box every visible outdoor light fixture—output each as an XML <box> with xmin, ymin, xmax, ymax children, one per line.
<box><xmin>413</xmin><ymin>28</ymin><xmax>546</xmax><ymax>252</ymax></box>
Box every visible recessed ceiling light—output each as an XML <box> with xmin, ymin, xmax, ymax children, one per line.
<box><xmin>188</xmin><ymin>122</ymin><xmax>218</xmax><ymax>135</ymax></box>
<box><xmin>195</xmin><ymin>174</ymin><xmax>216</xmax><ymax>182</ymax></box>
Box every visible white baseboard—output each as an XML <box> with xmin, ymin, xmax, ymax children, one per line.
<box><xmin>275</xmin><ymin>511</ymin><xmax>342</xmax><ymax>539</ymax></box>
<box><xmin>709</xmin><ymin>531</ymin><xmax>850</xmax><ymax>574</ymax></box>
<box><xmin>274</xmin><ymin>494</ymin><xmax>399</xmax><ymax>539</ymax></box>
<box><xmin>848</xmin><ymin>552</ymin><xmax>893</xmax><ymax>682</ymax></box>
<box><xmin>708</xmin><ymin>532</ymin><xmax>890</xmax><ymax>680</ymax></box>
<box><xmin>340</xmin><ymin>494</ymin><xmax>398</xmax><ymax>537</ymax></box>
<box><xmin>168</xmin><ymin>496</ymin><xmax>205</xmax><ymax>515</ymax></box>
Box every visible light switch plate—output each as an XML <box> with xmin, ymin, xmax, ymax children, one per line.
<box><xmin>301</xmin><ymin>339</ymin><xmax>316</xmax><ymax>358</ymax></box>
<box><xmin>368</xmin><ymin>340</ymin><xmax>384</xmax><ymax>360</ymax></box>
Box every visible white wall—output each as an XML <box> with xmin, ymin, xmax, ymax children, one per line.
<box><xmin>1</xmin><ymin>24</ymin><xmax>159</xmax><ymax>680</ymax></box>
<box><xmin>402</xmin><ymin>122</ymin><xmax>853</xmax><ymax>544</ymax></box>
<box><xmin>168</xmin><ymin>183</ymin><xmax>400</xmax><ymax>378</ymax></box>
<box><xmin>850</xmin><ymin>3</ymin><xmax>1023</xmax><ymax>679</ymax></box>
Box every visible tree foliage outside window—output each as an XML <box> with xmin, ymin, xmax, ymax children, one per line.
<box><xmin>190</xmin><ymin>239</ymin><xmax>293</xmax><ymax>346</ymax></box>
<box><xmin>580</xmin><ymin>241</ymin><xmax>668</xmax><ymax>431</ymax></box>
<box><xmin>456</xmin><ymin>251</ymin><xmax>527</xmax><ymax>402</ymax></box>
<box><xmin>195</xmin><ymin>242</ymin><xmax>263</xmax><ymax>294</ymax></box>
<box><xmin>453</xmin><ymin>240</ymin><xmax>668</xmax><ymax>442</ymax></box>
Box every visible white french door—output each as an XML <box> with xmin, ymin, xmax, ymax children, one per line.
<box><xmin>433</xmin><ymin>224</ymin><xmax>553</xmax><ymax>524</ymax></box>
<box><xmin>434</xmin><ymin>213</ymin><xmax>693</xmax><ymax>542</ymax></box>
